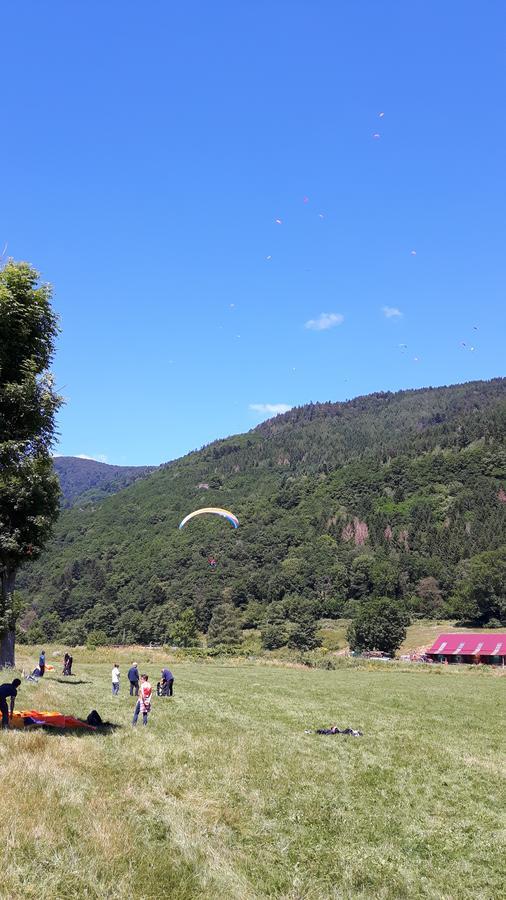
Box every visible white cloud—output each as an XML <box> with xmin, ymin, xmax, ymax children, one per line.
<box><xmin>76</xmin><ymin>453</ymin><xmax>108</xmax><ymax>463</ymax></box>
<box><xmin>305</xmin><ymin>312</ymin><xmax>344</xmax><ymax>331</ymax></box>
<box><xmin>249</xmin><ymin>403</ymin><xmax>292</xmax><ymax>416</ymax></box>
<box><xmin>382</xmin><ymin>306</ymin><xmax>403</xmax><ymax>318</ymax></box>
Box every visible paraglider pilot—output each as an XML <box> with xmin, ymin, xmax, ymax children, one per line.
<box><xmin>0</xmin><ymin>679</ymin><xmax>21</xmax><ymax>728</ymax></box>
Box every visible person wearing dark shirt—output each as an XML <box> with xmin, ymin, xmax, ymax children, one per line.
<box><xmin>0</xmin><ymin>679</ymin><xmax>21</xmax><ymax>728</ymax></box>
<box><xmin>127</xmin><ymin>663</ymin><xmax>139</xmax><ymax>696</ymax></box>
<box><xmin>39</xmin><ymin>650</ymin><xmax>46</xmax><ymax>677</ymax></box>
<box><xmin>157</xmin><ymin>667</ymin><xmax>174</xmax><ymax>697</ymax></box>
<box><xmin>67</xmin><ymin>654</ymin><xmax>73</xmax><ymax>676</ymax></box>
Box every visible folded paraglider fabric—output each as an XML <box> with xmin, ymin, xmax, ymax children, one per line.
<box><xmin>10</xmin><ymin>710</ymin><xmax>95</xmax><ymax>729</ymax></box>
<box><xmin>305</xmin><ymin>726</ymin><xmax>363</xmax><ymax>736</ymax></box>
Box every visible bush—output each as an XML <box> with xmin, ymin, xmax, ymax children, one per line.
<box><xmin>242</xmin><ymin>600</ymin><xmax>266</xmax><ymax>630</ymax></box>
<box><xmin>347</xmin><ymin>597</ymin><xmax>409</xmax><ymax>657</ymax></box>
<box><xmin>38</xmin><ymin>612</ymin><xmax>63</xmax><ymax>640</ymax></box>
<box><xmin>25</xmin><ymin>623</ymin><xmax>45</xmax><ymax>644</ymax></box>
<box><xmin>59</xmin><ymin>620</ymin><xmax>86</xmax><ymax>646</ymax></box>
<box><xmin>260</xmin><ymin>624</ymin><xmax>288</xmax><ymax>650</ymax></box>
<box><xmin>86</xmin><ymin>629</ymin><xmax>108</xmax><ymax>649</ymax></box>
<box><xmin>287</xmin><ymin>620</ymin><xmax>321</xmax><ymax>651</ymax></box>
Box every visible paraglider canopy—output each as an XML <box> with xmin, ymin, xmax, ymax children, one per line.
<box><xmin>178</xmin><ymin>507</ymin><xmax>239</xmax><ymax>529</ymax></box>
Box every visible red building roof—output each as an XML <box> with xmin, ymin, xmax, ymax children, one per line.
<box><xmin>427</xmin><ymin>632</ymin><xmax>506</xmax><ymax>656</ymax></box>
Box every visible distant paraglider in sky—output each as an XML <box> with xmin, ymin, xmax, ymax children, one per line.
<box><xmin>249</xmin><ymin>106</ymin><xmax>488</xmax><ymax>379</ymax></box>
<box><xmin>178</xmin><ymin>508</ymin><xmax>239</xmax><ymax>530</ymax></box>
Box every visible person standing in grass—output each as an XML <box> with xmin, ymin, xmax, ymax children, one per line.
<box><xmin>39</xmin><ymin>650</ymin><xmax>46</xmax><ymax>677</ymax></box>
<box><xmin>0</xmin><ymin>678</ymin><xmax>21</xmax><ymax>728</ymax></box>
<box><xmin>127</xmin><ymin>662</ymin><xmax>140</xmax><ymax>696</ymax></box>
<box><xmin>111</xmin><ymin>663</ymin><xmax>120</xmax><ymax>696</ymax></box>
<box><xmin>132</xmin><ymin>674</ymin><xmax>152</xmax><ymax>726</ymax></box>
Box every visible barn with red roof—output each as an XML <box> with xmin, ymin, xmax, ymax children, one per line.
<box><xmin>426</xmin><ymin>633</ymin><xmax>506</xmax><ymax>666</ymax></box>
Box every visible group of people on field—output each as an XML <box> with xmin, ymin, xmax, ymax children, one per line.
<box><xmin>111</xmin><ymin>663</ymin><xmax>174</xmax><ymax>727</ymax></box>
<box><xmin>0</xmin><ymin>653</ymin><xmax>175</xmax><ymax>730</ymax></box>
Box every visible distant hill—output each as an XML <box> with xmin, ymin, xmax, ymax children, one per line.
<box><xmin>19</xmin><ymin>378</ymin><xmax>506</xmax><ymax>644</ymax></box>
<box><xmin>53</xmin><ymin>457</ymin><xmax>157</xmax><ymax>507</ymax></box>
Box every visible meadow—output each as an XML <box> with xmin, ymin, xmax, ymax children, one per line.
<box><xmin>0</xmin><ymin>646</ymin><xmax>504</xmax><ymax>899</ymax></box>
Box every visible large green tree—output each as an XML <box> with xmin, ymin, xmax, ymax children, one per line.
<box><xmin>347</xmin><ymin>597</ymin><xmax>410</xmax><ymax>657</ymax></box>
<box><xmin>0</xmin><ymin>261</ymin><xmax>62</xmax><ymax>667</ymax></box>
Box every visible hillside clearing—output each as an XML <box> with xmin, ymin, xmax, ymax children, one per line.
<box><xmin>315</xmin><ymin>619</ymin><xmax>498</xmax><ymax>655</ymax></box>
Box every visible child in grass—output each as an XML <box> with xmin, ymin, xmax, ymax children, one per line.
<box><xmin>132</xmin><ymin>674</ymin><xmax>152</xmax><ymax>726</ymax></box>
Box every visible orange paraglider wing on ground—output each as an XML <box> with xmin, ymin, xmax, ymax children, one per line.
<box><xmin>10</xmin><ymin>710</ymin><xmax>95</xmax><ymax>729</ymax></box>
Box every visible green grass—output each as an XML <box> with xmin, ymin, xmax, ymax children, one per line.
<box><xmin>1</xmin><ymin>646</ymin><xmax>504</xmax><ymax>899</ymax></box>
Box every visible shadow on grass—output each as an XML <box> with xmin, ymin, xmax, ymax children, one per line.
<box><xmin>40</xmin><ymin>722</ymin><xmax>123</xmax><ymax>737</ymax></box>
<box><xmin>49</xmin><ymin>677</ymin><xmax>93</xmax><ymax>685</ymax></box>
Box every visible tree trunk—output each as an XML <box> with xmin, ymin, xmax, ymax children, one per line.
<box><xmin>0</xmin><ymin>570</ymin><xmax>16</xmax><ymax>669</ymax></box>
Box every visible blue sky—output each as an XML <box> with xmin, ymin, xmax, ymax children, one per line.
<box><xmin>1</xmin><ymin>1</ymin><xmax>505</xmax><ymax>465</ymax></box>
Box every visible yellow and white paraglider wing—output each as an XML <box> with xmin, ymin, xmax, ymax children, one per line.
<box><xmin>178</xmin><ymin>507</ymin><xmax>239</xmax><ymax>529</ymax></box>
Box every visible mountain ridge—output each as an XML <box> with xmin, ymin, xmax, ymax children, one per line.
<box><xmin>53</xmin><ymin>456</ymin><xmax>158</xmax><ymax>507</ymax></box>
<box><xmin>19</xmin><ymin>377</ymin><xmax>506</xmax><ymax>644</ymax></box>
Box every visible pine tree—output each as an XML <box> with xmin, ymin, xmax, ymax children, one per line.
<box><xmin>207</xmin><ymin>603</ymin><xmax>241</xmax><ymax>648</ymax></box>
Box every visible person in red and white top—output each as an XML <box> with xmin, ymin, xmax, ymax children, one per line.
<box><xmin>132</xmin><ymin>674</ymin><xmax>152</xmax><ymax>726</ymax></box>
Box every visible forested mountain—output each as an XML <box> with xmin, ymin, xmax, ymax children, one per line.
<box><xmin>53</xmin><ymin>457</ymin><xmax>157</xmax><ymax>507</ymax></box>
<box><xmin>18</xmin><ymin>379</ymin><xmax>506</xmax><ymax>644</ymax></box>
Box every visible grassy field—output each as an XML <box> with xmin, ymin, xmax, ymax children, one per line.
<box><xmin>0</xmin><ymin>646</ymin><xmax>504</xmax><ymax>899</ymax></box>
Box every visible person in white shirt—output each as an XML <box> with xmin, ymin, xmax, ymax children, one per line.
<box><xmin>111</xmin><ymin>664</ymin><xmax>120</xmax><ymax>696</ymax></box>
